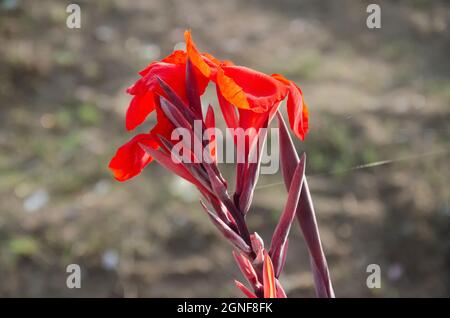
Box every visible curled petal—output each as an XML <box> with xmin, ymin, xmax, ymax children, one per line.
<box><xmin>125</xmin><ymin>91</ymin><xmax>156</xmax><ymax>131</ymax></box>
<box><xmin>109</xmin><ymin>134</ymin><xmax>158</xmax><ymax>182</ymax></box>
<box><xmin>125</xmin><ymin>62</ymin><xmax>187</xmax><ymax>131</ymax></box>
<box><xmin>272</xmin><ymin>74</ymin><xmax>309</xmax><ymax>140</ymax></box>
<box><xmin>138</xmin><ymin>50</ymin><xmax>187</xmax><ymax>77</ymax></box>
<box><xmin>287</xmin><ymin>83</ymin><xmax>309</xmax><ymax>140</ymax></box>
<box><xmin>216</xmin><ymin>67</ymin><xmax>250</xmax><ymax>110</ymax></box>
<box><xmin>218</xmin><ymin>66</ymin><xmax>288</xmax><ymax>113</ymax></box>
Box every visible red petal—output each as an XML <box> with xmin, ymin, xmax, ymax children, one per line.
<box><xmin>238</xmin><ymin>109</ymin><xmax>269</xmax><ymax>147</ymax></box>
<box><xmin>150</xmin><ymin>102</ymin><xmax>175</xmax><ymax>143</ymax></box>
<box><xmin>125</xmin><ymin>91</ymin><xmax>156</xmax><ymax>131</ymax></box>
<box><xmin>140</xmin><ymin>142</ymin><xmax>206</xmax><ymax>192</ymax></box>
<box><xmin>125</xmin><ymin>33</ymin><xmax>213</xmax><ymax>131</ymax></box>
<box><xmin>162</xmin><ymin>50</ymin><xmax>187</xmax><ymax>64</ymax></box>
<box><xmin>287</xmin><ymin>83</ymin><xmax>309</xmax><ymax>140</ymax></box>
<box><xmin>138</xmin><ymin>62</ymin><xmax>156</xmax><ymax>77</ymax></box>
<box><xmin>219</xmin><ymin>66</ymin><xmax>288</xmax><ymax>113</ymax></box>
<box><xmin>138</xmin><ymin>51</ymin><xmax>187</xmax><ymax>77</ymax></box>
<box><xmin>216</xmin><ymin>85</ymin><xmax>239</xmax><ymax>130</ymax></box>
<box><xmin>125</xmin><ymin>62</ymin><xmax>187</xmax><ymax>131</ymax></box>
<box><xmin>216</xmin><ymin>67</ymin><xmax>250</xmax><ymax>110</ymax></box>
<box><xmin>272</xmin><ymin>74</ymin><xmax>309</xmax><ymax>141</ymax></box>
<box><xmin>109</xmin><ymin>134</ymin><xmax>158</xmax><ymax>182</ymax></box>
<box><xmin>144</xmin><ymin>62</ymin><xmax>188</xmax><ymax>101</ymax></box>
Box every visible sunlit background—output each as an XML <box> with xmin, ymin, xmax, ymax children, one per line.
<box><xmin>0</xmin><ymin>0</ymin><xmax>449</xmax><ymax>297</ymax></box>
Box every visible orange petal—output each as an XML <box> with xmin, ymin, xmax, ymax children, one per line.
<box><xmin>263</xmin><ymin>252</ymin><xmax>276</xmax><ymax>298</ymax></box>
<box><xmin>216</xmin><ymin>67</ymin><xmax>250</xmax><ymax>110</ymax></box>
<box><xmin>184</xmin><ymin>30</ymin><xmax>211</xmax><ymax>78</ymax></box>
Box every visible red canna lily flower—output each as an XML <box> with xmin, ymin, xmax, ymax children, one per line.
<box><xmin>126</xmin><ymin>53</ymin><xmax>207</xmax><ymax>131</ymax></box>
<box><xmin>125</xmin><ymin>30</ymin><xmax>225</xmax><ymax>132</ymax></box>
<box><xmin>110</xmin><ymin>30</ymin><xmax>334</xmax><ymax>299</ymax></box>
<box><xmin>109</xmin><ymin>30</ymin><xmax>223</xmax><ymax>182</ymax></box>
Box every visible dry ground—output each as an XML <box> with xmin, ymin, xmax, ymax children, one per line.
<box><xmin>0</xmin><ymin>0</ymin><xmax>449</xmax><ymax>297</ymax></box>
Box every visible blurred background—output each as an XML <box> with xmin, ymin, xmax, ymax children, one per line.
<box><xmin>0</xmin><ymin>0</ymin><xmax>449</xmax><ymax>297</ymax></box>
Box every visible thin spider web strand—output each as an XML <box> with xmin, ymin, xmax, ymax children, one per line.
<box><xmin>255</xmin><ymin>148</ymin><xmax>449</xmax><ymax>190</ymax></box>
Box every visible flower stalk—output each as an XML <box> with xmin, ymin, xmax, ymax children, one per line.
<box><xmin>109</xmin><ymin>30</ymin><xmax>334</xmax><ymax>298</ymax></box>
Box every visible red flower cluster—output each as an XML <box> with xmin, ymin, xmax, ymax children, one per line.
<box><xmin>109</xmin><ymin>30</ymin><xmax>308</xmax><ymax>182</ymax></box>
<box><xmin>109</xmin><ymin>31</ymin><xmax>333</xmax><ymax>298</ymax></box>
